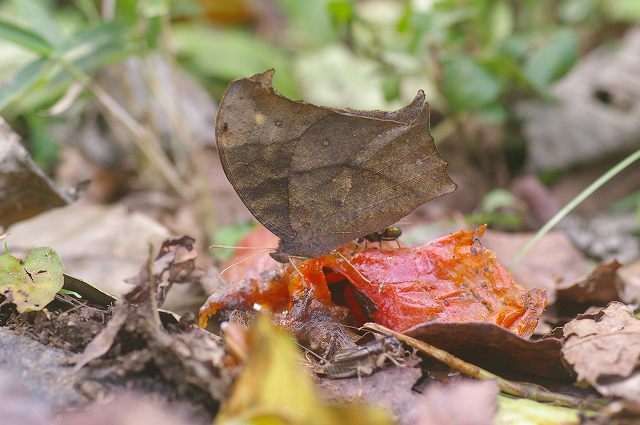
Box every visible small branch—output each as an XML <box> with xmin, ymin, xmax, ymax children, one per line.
<box><xmin>363</xmin><ymin>322</ymin><xmax>605</xmax><ymax>411</ymax></box>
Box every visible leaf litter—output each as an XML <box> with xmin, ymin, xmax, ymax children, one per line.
<box><xmin>3</xmin><ymin>67</ymin><xmax>640</xmax><ymax>425</ymax></box>
<box><xmin>562</xmin><ymin>302</ymin><xmax>640</xmax><ymax>401</ymax></box>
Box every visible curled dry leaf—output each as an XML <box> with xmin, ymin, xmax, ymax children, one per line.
<box><xmin>125</xmin><ymin>235</ymin><xmax>197</xmax><ymax>306</ymax></box>
<box><xmin>0</xmin><ymin>118</ymin><xmax>70</xmax><ymax>228</ymax></box>
<box><xmin>556</xmin><ymin>260</ymin><xmax>622</xmax><ymax>306</ymax></box>
<box><xmin>616</xmin><ymin>260</ymin><xmax>640</xmax><ymax>304</ymax></box>
<box><xmin>405</xmin><ymin>322</ymin><xmax>567</xmax><ymax>380</ymax></box>
<box><xmin>562</xmin><ymin>302</ymin><xmax>640</xmax><ymax>401</ymax></box>
<box><xmin>0</xmin><ymin>247</ymin><xmax>64</xmax><ymax>313</ymax></box>
<box><xmin>73</xmin><ymin>236</ymin><xmax>231</xmax><ymax>402</ymax></box>
<box><xmin>201</xmin><ymin>226</ymin><xmax>546</xmax><ymax>338</ymax></box>
<box><xmin>216</xmin><ymin>70</ymin><xmax>456</xmax><ymax>260</ymax></box>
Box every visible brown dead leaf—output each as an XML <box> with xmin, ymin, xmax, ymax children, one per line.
<box><xmin>216</xmin><ymin>70</ymin><xmax>456</xmax><ymax>260</ymax></box>
<box><xmin>482</xmin><ymin>229</ymin><xmax>590</xmax><ymax>302</ymax></box>
<box><xmin>405</xmin><ymin>322</ymin><xmax>568</xmax><ymax>380</ymax></box>
<box><xmin>413</xmin><ymin>380</ymin><xmax>499</xmax><ymax>425</ymax></box>
<box><xmin>72</xmin><ymin>302</ymin><xmax>128</xmax><ymax>371</ymax></box>
<box><xmin>7</xmin><ymin>204</ymin><xmax>169</xmax><ymax>298</ymax></box>
<box><xmin>0</xmin><ymin>118</ymin><xmax>70</xmax><ymax>227</ymax></box>
<box><xmin>616</xmin><ymin>260</ymin><xmax>640</xmax><ymax>304</ymax></box>
<box><xmin>316</xmin><ymin>367</ymin><xmax>423</xmax><ymax>425</ymax></box>
<box><xmin>125</xmin><ymin>236</ymin><xmax>197</xmax><ymax>306</ymax></box>
<box><xmin>562</xmin><ymin>302</ymin><xmax>640</xmax><ymax>401</ymax></box>
<box><xmin>557</xmin><ymin>260</ymin><xmax>622</xmax><ymax>305</ymax></box>
<box><xmin>72</xmin><ymin>237</ymin><xmax>231</xmax><ymax>402</ymax></box>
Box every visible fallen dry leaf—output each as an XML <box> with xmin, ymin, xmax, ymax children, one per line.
<box><xmin>413</xmin><ymin>380</ymin><xmax>499</xmax><ymax>425</ymax></box>
<box><xmin>0</xmin><ymin>119</ymin><xmax>70</xmax><ymax>228</ymax></box>
<box><xmin>73</xmin><ymin>236</ymin><xmax>231</xmax><ymax>402</ymax></box>
<box><xmin>557</xmin><ymin>260</ymin><xmax>622</xmax><ymax>306</ymax></box>
<box><xmin>405</xmin><ymin>322</ymin><xmax>568</xmax><ymax>380</ymax></box>
<box><xmin>482</xmin><ymin>229</ymin><xmax>590</xmax><ymax>302</ymax></box>
<box><xmin>125</xmin><ymin>236</ymin><xmax>197</xmax><ymax>307</ymax></box>
<box><xmin>316</xmin><ymin>367</ymin><xmax>423</xmax><ymax>425</ymax></box>
<box><xmin>517</xmin><ymin>27</ymin><xmax>640</xmax><ymax>170</ymax></box>
<box><xmin>4</xmin><ymin>204</ymin><xmax>190</xmax><ymax>306</ymax></box>
<box><xmin>562</xmin><ymin>302</ymin><xmax>640</xmax><ymax>401</ymax></box>
<box><xmin>616</xmin><ymin>260</ymin><xmax>640</xmax><ymax>304</ymax></box>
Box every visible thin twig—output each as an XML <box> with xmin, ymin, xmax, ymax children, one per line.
<box><xmin>56</xmin><ymin>59</ymin><xmax>190</xmax><ymax>198</ymax></box>
<box><xmin>363</xmin><ymin>322</ymin><xmax>606</xmax><ymax>411</ymax></box>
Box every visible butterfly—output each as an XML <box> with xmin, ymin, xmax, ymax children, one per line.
<box><xmin>215</xmin><ymin>70</ymin><xmax>456</xmax><ymax>261</ymax></box>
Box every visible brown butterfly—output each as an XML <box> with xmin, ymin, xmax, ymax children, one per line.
<box><xmin>215</xmin><ymin>70</ymin><xmax>456</xmax><ymax>261</ymax></box>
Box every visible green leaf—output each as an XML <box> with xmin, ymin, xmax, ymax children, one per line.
<box><xmin>0</xmin><ymin>19</ymin><xmax>54</xmax><ymax>56</ymax></box>
<box><xmin>327</xmin><ymin>0</ymin><xmax>354</xmax><ymax>25</ymax></box>
<box><xmin>604</xmin><ymin>0</ymin><xmax>640</xmax><ymax>22</ymax></box>
<box><xmin>216</xmin><ymin>315</ymin><xmax>393</xmax><ymax>425</ymax></box>
<box><xmin>171</xmin><ymin>24</ymin><xmax>298</xmax><ymax>98</ymax></box>
<box><xmin>442</xmin><ymin>54</ymin><xmax>501</xmax><ymax>112</ymax></box>
<box><xmin>496</xmin><ymin>395</ymin><xmax>580</xmax><ymax>424</ymax></box>
<box><xmin>11</xmin><ymin>0</ymin><xmax>65</xmax><ymax>46</ymax></box>
<box><xmin>0</xmin><ymin>57</ymin><xmax>49</xmax><ymax>111</ymax></box>
<box><xmin>0</xmin><ymin>247</ymin><xmax>64</xmax><ymax>313</ymax></box>
<box><xmin>143</xmin><ymin>0</ymin><xmax>170</xmax><ymax>18</ymax></box>
<box><xmin>524</xmin><ymin>30</ymin><xmax>579</xmax><ymax>90</ymax></box>
<box><xmin>213</xmin><ymin>222</ymin><xmax>257</xmax><ymax>261</ymax></box>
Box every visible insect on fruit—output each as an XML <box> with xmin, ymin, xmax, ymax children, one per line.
<box><xmin>357</xmin><ymin>226</ymin><xmax>403</xmax><ymax>248</ymax></box>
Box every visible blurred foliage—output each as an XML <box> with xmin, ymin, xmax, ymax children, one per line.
<box><xmin>469</xmin><ymin>188</ymin><xmax>524</xmax><ymax>230</ymax></box>
<box><xmin>0</xmin><ymin>0</ymin><xmax>638</xmax><ymax>191</ymax></box>
<box><xmin>216</xmin><ymin>314</ymin><xmax>393</xmax><ymax>425</ymax></box>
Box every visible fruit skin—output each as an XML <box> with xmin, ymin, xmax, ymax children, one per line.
<box><xmin>200</xmin><ymin>225</ymin><xmax>546</xmax><ymax>338</ymax></box>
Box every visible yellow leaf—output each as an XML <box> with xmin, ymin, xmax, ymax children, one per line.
<box><xmin>216</xmin><ymin>315</ymin><xmax>393</xmax><ymax>425</ymax></box>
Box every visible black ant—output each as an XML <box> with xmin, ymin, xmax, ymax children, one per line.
<box><xmin>356</xmin><ymin>226</ymin><xmax>402</xmax><ymax>249</ymax></box>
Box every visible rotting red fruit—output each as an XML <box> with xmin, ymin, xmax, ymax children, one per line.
<box><xmin>200</xmin><ymin>225</ymin><xmax>547</xmax><ymax>338</ymax></box>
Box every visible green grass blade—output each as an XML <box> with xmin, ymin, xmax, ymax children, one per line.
<box><xmin>0</xmin><ymin>57</ymin><xmax>49</xmax><ymax>111</ymax></box>
<box><xmin>0</xmin><ymin>19</ymin><xmax>54</xmax><ymax>56</ymax></box>
<box><xmin>514</xmin><ymin>148</ymin><xmax>640</xmax><ymax>266</ymax></box>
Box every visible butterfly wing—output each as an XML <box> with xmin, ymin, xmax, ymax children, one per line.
<box><xmin>215</xmin><ymin>70</ymin><xmax>324</xmax><ymax>245</ymax></box>
<box><xmin>216</xmin><ymin>70</ymin><xmax>456</xmax><ymax>259</ymax></box>
<box><xmin>286</xmin><ymin>92</ymin><xmax>456</xmax><ymax>257</ymax></box>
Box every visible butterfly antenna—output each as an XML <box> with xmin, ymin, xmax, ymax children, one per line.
<box><xmin>219</xmin><ymin>248</ymin><xmax>274</xmax><ymax>276</ymax></box>
<box><xmin>287</xmin><ymin>257</ymin><xmax>312</xmax><ymax>286</ymax></box>
<box><xmin>210</xmin><ymin>244</ymin><xmax>277</xmax><ymax>250</ymax></box>
<box><xmin>335</xmin><ymin>251</ymin><xmax>371</xmax><ymax>285</ymax></box>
